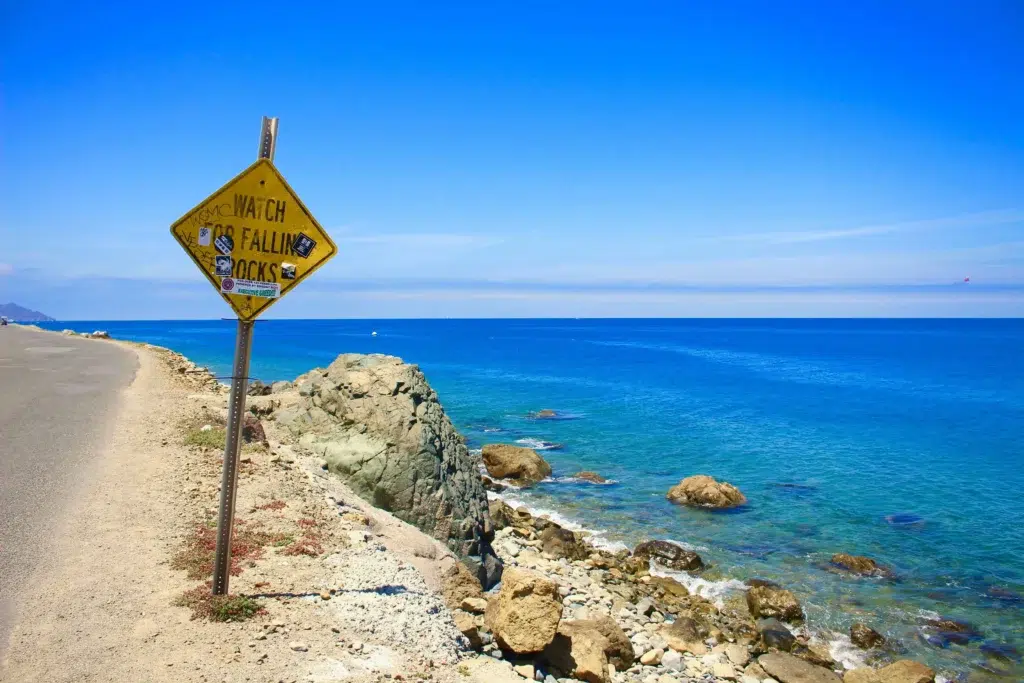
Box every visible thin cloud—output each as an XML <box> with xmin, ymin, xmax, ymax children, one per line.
<box><xmin>0</xmin><ymin>263</ymin><xmax>13</xmax><ymax>276</ymax></box>
<box><xmin>703</xmin><ymin>209</ymin><xmax>1024</xmax><ymax>245</ymax></box>
<box><xmin>339</xmin><ymin>233</ymin><xmax>503</xmax><ymax>248</ymax></box>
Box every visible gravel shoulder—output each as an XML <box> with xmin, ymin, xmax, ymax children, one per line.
<box><xmin>0</xmin><ymin>336</ymin><xmax>519</xmax><ymax>683</ymax></box>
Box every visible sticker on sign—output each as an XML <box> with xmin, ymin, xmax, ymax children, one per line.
<box><xmin>220</xmin><ymin>277</ymin><xmax>280</xmax><ymax>299</ymax></box>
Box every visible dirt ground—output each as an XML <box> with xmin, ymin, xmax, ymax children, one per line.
<box><xmin>0</xmin><ymin>340</ymin><xmax>520</xmax><ymax>683</ymax></box>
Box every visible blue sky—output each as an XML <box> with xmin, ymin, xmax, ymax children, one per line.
<box><xmin>2</xmin><ymin>1</ymin><xmax>1022</xmax><ymax>318</ymax></box>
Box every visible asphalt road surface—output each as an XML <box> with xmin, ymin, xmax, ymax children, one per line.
<box><xmin>0</xmin><ymin>325</ymin><xmax>137</xmax><ymax>663</ymax></box>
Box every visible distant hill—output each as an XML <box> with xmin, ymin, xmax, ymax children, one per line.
<box><xmin>0</xmin><ymin>303</ymin><xmax>55</xmax><ymax>322</ymax></box>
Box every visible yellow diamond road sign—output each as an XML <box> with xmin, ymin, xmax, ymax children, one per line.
<box><xmin>171</xmin><ymin>159</ymin><xmax>337</xmax><ymax>321</ymax></box>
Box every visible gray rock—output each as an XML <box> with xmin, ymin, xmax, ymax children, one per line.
<box><xmin>275</xmin><ymin>353</ymin><xmax>502</xmax><ymax>587</ymax></box>
<box><xmin>661</xmin><ymin>649</ymin><xmax>683</xmax><ymax>671</ymax></box>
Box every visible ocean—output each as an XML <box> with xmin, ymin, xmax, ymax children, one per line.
<box><xmin>41</xmin><ymin>318</ymin><xmax>1024</xmax><ymax>678</ymax></box>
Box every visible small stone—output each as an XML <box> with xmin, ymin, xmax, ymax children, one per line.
<box><xmin>513</xmin><ymin>663</ymin><xmax>534</xmax><ymax>679</ymax></box>
<box><xmin>726</xmin><ymin>643</ymin><xmax>750</xmax><ymax>666</ymax></box>
<box><xmin>640</xmin><ymin>648</ymin><xmax>663</xmax><ymax>665</ymax></box>
<box><xmin>460</xmin><ymin>597</ymin><xmax>489</xmax><ymax>614</ymax></box>
<box><xmin>661</xmin><ymin>649</ymin><xmax>683</xmax><ymax>671</ymax></box>
<box><xmin>319</xmin><ymin>591</ymin><xmax>331</xmax><ymax>600</ymax></box>
<box><xmin>289</xmin><ymin>642</ymin><xmax>308</xmax><ymax>652</ymax></box>
<box><xmin>713</xmin><ymin>662</ymin><xmax>739</xmax><ymax>680</ymax></box>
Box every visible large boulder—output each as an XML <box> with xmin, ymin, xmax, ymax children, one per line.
<box><xmin>757</xmin><ymin>653</ymin><xmax>841</xmax><ymax>683</ymax></box>
<box><xmin>274</xmin><ymin>354</ymin><xmax>502</xmax><ymax>587</ymax></box>
<box><xmin>746</xmin><ymin>581</ymin><xmax>804</xmax><ymax>623</ymax></box>
<box><xmin>757</xmin><ymin>617</ymin><xmax>796</xmax><ymax>651</ymax></box>
<box><xmin>633</xmin><ymin>540</ymin><xmax>704</xmax><ymax>572</ymax></box>
<box><xmin>831</xmin><ymin>553</ymin><xmax>894</xmax><ymax>578</ymax></box>
<box><xmin>544</xmin><ymin>614</ymin><xmax>634</xmax><ymax>679</ymax></box>
<box><xmin>481</xmin><ymin>444</ymin><xmax>552</xmax><ymax>484</ymax></box>
<box><xmin>486</xmin><ymin>568</ymin><xmax>563</xmax><ymax>654</ymax></box>
<box><xmin>539</xmin><ymin>526</ymin><xmax>590</xmax><ymax>561</ymax></box>
<box><xmin>667</xmin><ymin>475</ymin><xmax>746</xmax><ymax>508</ymax></box>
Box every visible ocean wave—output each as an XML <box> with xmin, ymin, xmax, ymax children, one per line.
<box><xmin>550</xmin><ymin>476</ymin><xmax>618</xmax><ymax>486</ymax></box>
<box><xmin>515</xmin><ymin>438</ymin><xmax>564</xmax><ymax>451</ymax></box>
<box><xmin>822</xmin><ymin>633</ymin><xmax>866</xmax><ymax>671</ymax></box>
<box><xmin>648</xmin><ymin>564</ymin><xmax>746</xmax><ymax>607</ymax></box>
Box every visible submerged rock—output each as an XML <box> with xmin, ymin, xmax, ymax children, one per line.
<box><xmin>529</xmin><ymin>409</ymin><xmax>558</xmax><ymax>419</ymax></box>
<box><xmin>633</xmin><ymin>540</ymin><xmax>704</xmax><ymax>572</ymax></box>
<box><xmin>486</xmin><ymin>567</ymin><xmax>563</xmax><ymax>654</ymax></box>
<box><xmin>831</xmin><ymin>553</ymin><xmax>895</xmax><ymax>578</ymax></box>
<box><xmin>885</xmin><ymin>513</ymin><xmax>926</xmax><ymax>528</ymax></box>
<box><xmin>920</xmin><ymin>616</ymin><xmax>984</xmax><ymax>647</ymax></box>
<box><xmin>666</xmin><ymin>474</ymin><xmax>747</xmax><ymax>508</ymax></box>
<box><xmin>850</xmin><ymin>622</ymin><xmax>886</xmax><ymax>649</ymax></box>
<box><xmin>746</xmin><ymin>581</ymin><xmax>804</xmax><ymax>623</ymax></box>
<box><xmin>274</xmin><ymin>353</ymin><xmax>502</xmax><ymax>587</ymax></box>
<box><xmin>573</xmin><ymin>471</ymin><xmax>607</xmax><ymax>484</ymax></box>
<box><xmin>481</xmin><ymin>444</ymin><xmax>552</xmax><ymax>485</ymax></box>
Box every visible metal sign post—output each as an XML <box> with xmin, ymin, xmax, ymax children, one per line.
<box><xmin>211</xmin><ymin>116</ymin><xmax>278</xmax><ymax>596</ymax></box>
<box><xmin>170</xmin><ymin>115</ymin><xmax>337</xmax><ymax>595</ymax></box>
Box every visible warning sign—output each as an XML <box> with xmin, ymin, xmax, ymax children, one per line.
<box><xmin>170</xmin><ymin>159</ymin><xmax>337</xmax><ymax>320</ymax></box>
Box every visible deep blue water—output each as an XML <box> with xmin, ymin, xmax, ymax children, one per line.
<box><xmin>42</xmin><ymin>319</ymin><xmax>1024</xmax><ymax>677</ymax></box>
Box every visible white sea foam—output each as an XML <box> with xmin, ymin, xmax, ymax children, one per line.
<box><xmin>494</xmin><ymin>493</ymin><xmax>629</xmax><ymax>553</ymax></box>
<box><xmin>514</xmin><ymin>438</ymin><xmax>562</xmax><ymax>450</ymax></box>
<box><xmin>664</xmin><ymin>537</ymin><xmax>711</xmax><ymax>553</ymax></box>
<box><xmin>551</xmin><ymin>475</ymin><xmax>618</xmax><ymax>486</ymax></box>
<box><xmin>648</xmin><ymin>564</ymin><xmax>746</xmax><ymax>607</ymax></box>
<box><xmin>821</xmin><ymin>633</ymin><xmax>866</xmax><ymax>671</ymax></box>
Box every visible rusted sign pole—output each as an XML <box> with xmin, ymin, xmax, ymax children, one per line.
<box><xmin>211</xmin><ymin>116</ymin><xmax>278</xmax><ymax>596</ymax></box>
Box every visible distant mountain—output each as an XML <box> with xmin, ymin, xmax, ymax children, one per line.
<box><xmin>0</xmin><ymin>303</ymin><xmax>55</xmax><ymax>322</ymax></box>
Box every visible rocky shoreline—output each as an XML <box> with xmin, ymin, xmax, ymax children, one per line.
<box><xmin>245</xmin><ymin>352</ymin><xmax>954</xmax><ymax>683</ymax></box>
<box><xmin>14</xmin><ymin>328</ymin><xmax>980</xmax><ymax>683</ymax></box>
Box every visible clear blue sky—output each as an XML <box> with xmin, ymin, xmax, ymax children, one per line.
<box><xmin>2</xmin><ymin>1</ymin><xmax>1022</xmax><ymax>318</ymax></box>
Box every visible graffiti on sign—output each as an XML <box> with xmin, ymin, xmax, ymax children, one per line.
<box><xmin>170</xmin><ymin>159</ymin><xmax>337</xmax><ymax>320</ymax></box>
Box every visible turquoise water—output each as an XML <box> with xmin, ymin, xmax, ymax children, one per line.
<box><xmin>43</xmin><ymin>319</ymin><xmax>1024</xmax><ymax>678</ymax></box>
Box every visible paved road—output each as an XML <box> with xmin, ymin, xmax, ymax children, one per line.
<box><xmin>0</xmin><ymin>326</ymin><xmax>137</xmax><ymax>662</ymax></box>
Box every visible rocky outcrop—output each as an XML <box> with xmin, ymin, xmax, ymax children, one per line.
<box><xmin>746</xmin><ymin>580</ymin><xmax>804</xmax><ymax>623</ymax></box>
<box><xmin>273</xmin><ymin>353</ymin><xmax>502</xmax><ymax>587</ymax></box>
<box><xmin>843</xmin><ymin>660</ymin><xmax>935</xmax><ymax>683</ymax></box>
<box><xmin>757</xmin><ymin>653</ymin><xmax>841</xmax><ymax>683</ymax></box>
<box><xmin>485</xmin><ymin>567</ymin><xmax>563</xmax><ymax>654</ymax></box>
<box><xmin>831</xmin><ymin>553</ymin><xmax>894</xmax><ymax>578</ymax></box>
<box><xmin>633</xmin><ymin>540</ymin><xmax>704</xmax><ymax>572</ymax></box>
<box><xmin>481</xmin><ymin>444</ymin><xmax>552</xmax><ymax>485</ymax></box>
<box><xmin>850</xmin><ymin>622</ymin><xmax>885</xmax><ymax>649</ymax></box>
<box><xmin>666</xmin><ymin>475</ymin><xmax>746</xmax><ymax>508</ymax></box>
<box><xmin>574</xmin><ymin>471</ymin><xmax>607</xmax><ymax>483</ymax></box>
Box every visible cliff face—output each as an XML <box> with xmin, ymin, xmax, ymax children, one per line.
<box><xmin>274</xmin><ymin>353</ymin><xmax>502</xmax><ymax>588</ymax></box>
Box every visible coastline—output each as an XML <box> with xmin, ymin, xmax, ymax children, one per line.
<box><xmin>5</xmin><ymin>324</ymin><xmax>1010</xmax><ymax>683</ymax></box>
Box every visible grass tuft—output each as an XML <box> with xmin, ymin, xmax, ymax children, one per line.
<box><xmin>175</xmin><ymin>584</ymin><xmax>264</xmax><ymax>622</ymax></box>
<box><xmin>184</xmin><ymin>427</ymin><xmax>227</xmax><ymax>450</ymax></box>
